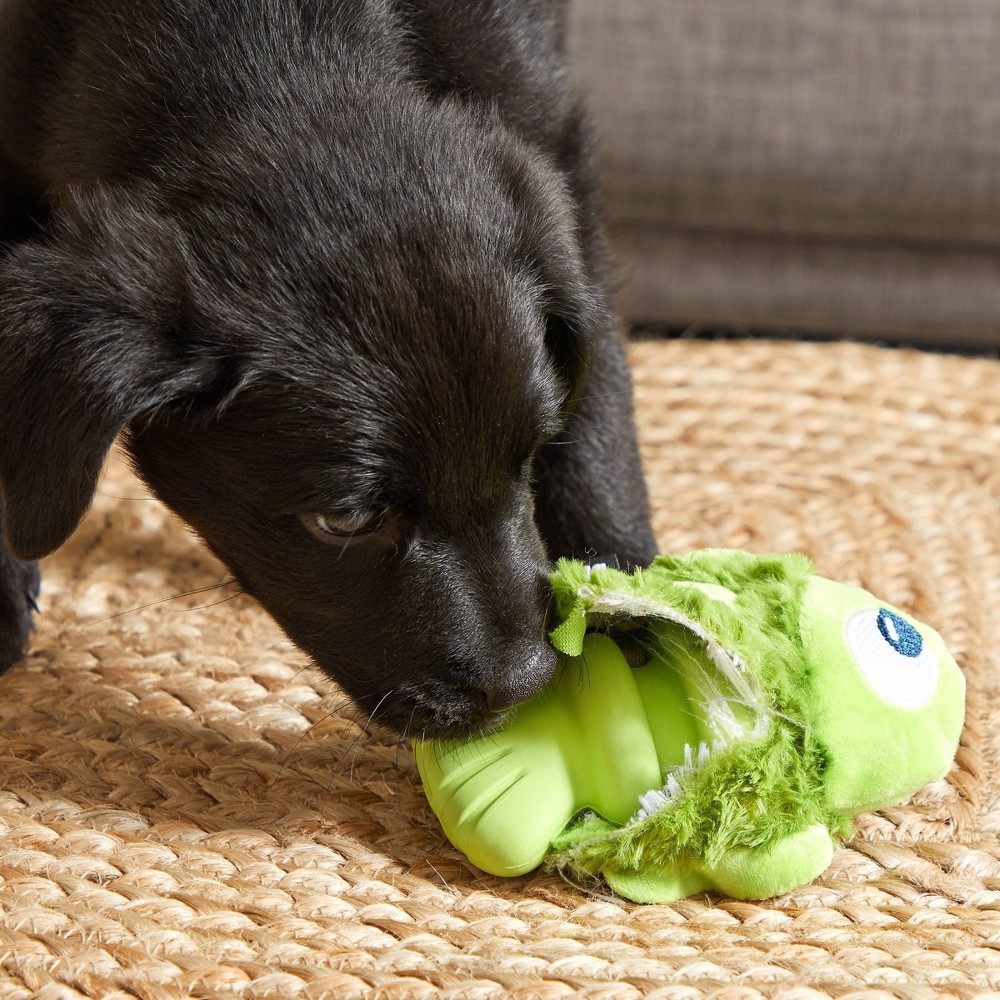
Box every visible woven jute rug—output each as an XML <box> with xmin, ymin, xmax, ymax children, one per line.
<box><xmin>2</xmin><ymin>338</ymin><xmax>998</xmax><ymax>998</ymax></box>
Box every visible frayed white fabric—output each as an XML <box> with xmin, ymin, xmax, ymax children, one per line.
<box><xmin>578</xmin><ymin>584</ymin><xmax>774</xmax><ymax>825</ymax></box>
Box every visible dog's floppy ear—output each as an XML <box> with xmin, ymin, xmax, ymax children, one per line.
<box><xmin>0</xmin><ymin>190</ymin><xmax>222</xmax><ymax>559</ymax></box>
<box><xmin>508</xmin><ymin>151</ymin><xmax>604</xmax><ymax>408</ymax></box>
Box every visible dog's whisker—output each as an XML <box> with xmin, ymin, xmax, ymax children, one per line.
<box><xmin>241</xmin><ymin>638</ymin><xmax>297</xmax><ymax>675</ymax></box>
<box><xmin>275</xmin><ymin>693</ymin><xmax>356</xmax><ymax>777</ymax></box>
<box><xmin>570</xmin><ymin>388</ymin><xmax>633</xmax><ymax>403</ymax></box>
<box><xmin>333</xmin><ymin>728</ymin><xmax>367</xmax><ymax>786</ymax></box>
<box><xmin>395</xmin><ymin>704</ymin><xmax>417</xmax><ymax>771</ymax></box>
<box><xmin>167</xmin><ymin>590</ymin><xmax>244</xmax><ymax>613</ymax></box>
<box><xmin>359</xmin><ymin>688</ymin><xmax>394</xmax><ymax>730</ymax></box>
<box><xmin>276</xmin><ymin>660</ymin><xmax>321</xmax><ymax>692</ymax></box>
<box><xmin>349</xmin><ymin>688</ymin><xmax>395</xmax><ymax>781</ymax></box>
<box><xmin>288</xmin><ymin>687</ymin><xmax>388</xmax><ymax>787</ymax></box>
<box><xmin>95</xmin><ymin>488</ymin><xmax>160</xmax><ymax>502</ymax></box>
<box><xmin>349</xmin><ymin>735</ymin><xmax>370</xmax><ymax>782</ymax></box>
<box><xmin>81</xmin><ymin>578</ymin><xmax>239</xmax><ymax>627</ymax></box>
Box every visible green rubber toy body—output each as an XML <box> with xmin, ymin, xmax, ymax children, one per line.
<box><xmin>415</xmin><ymin>551</ymin><xmax>965</xmax><ymax>903</ymax></box>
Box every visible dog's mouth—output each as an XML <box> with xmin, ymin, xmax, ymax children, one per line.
<box><xmin>328</xmin><ymin>635</ymin><xmax>558</xmax><ymax>740</ymax></box>
<box><xmin>385</xmin><ymin>682</ymin><xmax>515</xmax><ymax>740</ymax></box>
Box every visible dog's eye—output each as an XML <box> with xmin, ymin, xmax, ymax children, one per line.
<box><xmin>302</xmin><ymin>508</ymin><xmax>384</xmax><ymax>541</ymax></box>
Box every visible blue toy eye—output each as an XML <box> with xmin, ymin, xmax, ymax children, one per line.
<box><xmin>876</xmin><ymin>609</ymin><xmax>923</xmax><ymax>658</ymax></box>
<box><xmin>845</xmin><ymin>606</ymin><xmax>938</xmax><ymax>709</ymax></box>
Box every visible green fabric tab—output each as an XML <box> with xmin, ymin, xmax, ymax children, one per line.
<box><xmin>549</xmin><ymin>601</ymin><xmax>588</xmax><ymax>655</ymax></box>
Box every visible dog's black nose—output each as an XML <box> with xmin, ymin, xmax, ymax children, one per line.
<box><xmin>481</xmin><ymin>642</ymin><xmax>558</xmax><ymax>712</ymax></box>
<box><xmin>484</xmin><ymin>684</ymin><xmax>519</xmax><ymax>712</ymax></box>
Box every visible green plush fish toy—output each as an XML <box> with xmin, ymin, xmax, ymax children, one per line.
<box><xmin>414</xmin><ymin>550</ymin><xmax>965</xmax><ymax>903</ymax></box>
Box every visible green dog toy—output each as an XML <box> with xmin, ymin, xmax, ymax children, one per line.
<box><xmin>415</xmin><ymin>550</ymin><xmax>965</xmax><ymax>903</ymax></box>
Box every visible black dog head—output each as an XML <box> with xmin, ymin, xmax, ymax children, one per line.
<box><xmin>0</xmin><ymin>103</ymin><xmax>601</xmax><ymax>736</ymax></box>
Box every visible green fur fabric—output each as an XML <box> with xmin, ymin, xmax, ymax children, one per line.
<box><xmin>545</xmin><ymin>550</ymin><xmax>850</xmax><ymax>882</ymax></box>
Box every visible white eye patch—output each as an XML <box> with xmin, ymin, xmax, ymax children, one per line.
<box><xmin>844</xmin><ymin>607</ymin><xmax>939</xmax><ymax>709</ymax></box>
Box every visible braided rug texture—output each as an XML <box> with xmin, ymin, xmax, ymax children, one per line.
<box><xmin>1</xmin><ymin>338</ymin><xmax>997</xmax><ymax>998</ymax></box>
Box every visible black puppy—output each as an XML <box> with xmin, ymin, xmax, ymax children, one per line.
<box><xmin>0</xmin><ymin>0</ymin><xmax>656</xmax><ymax>736</ymax></box>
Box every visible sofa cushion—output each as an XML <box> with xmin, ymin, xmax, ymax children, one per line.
<box><xmin>567</xmin><ymin>1</ymin><xmax>1000</xmax><ymax>340</ymax></box>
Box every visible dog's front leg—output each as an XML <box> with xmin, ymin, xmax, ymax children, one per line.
<box><xmin>532</xmin><ymin>323</ymin><xmax>657</xmax><ymax>571</ymax></box>
<box><xmin>532</xmin><ymin>98</ymin><xmax>658</xmax><ymax>570</ymax></box>
<box><xmin>0</xmin><ymin>148</ymin><xmax>43</xmax><ymax>669</ymax></box>
<box><xmin>0</xmin><ymin>504</ymin><xmax>40</xmax><ymax>671</ymax></box>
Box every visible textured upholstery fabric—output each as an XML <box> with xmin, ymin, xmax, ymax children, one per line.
<box><xmin>619</xmin><ymin>229</ymin><xmax>1000</xmax><ymax>343</ymax></box>
<box><xmin>567</xmin><ymin>1</ymin><xmax>1000</xmax><ymax>343</ymax></box>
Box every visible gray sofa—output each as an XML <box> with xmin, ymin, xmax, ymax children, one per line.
<box><xmin>567</xmin><ymin>1</ymin><xmax>1000</xmax><ymax>347</ymax></box>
